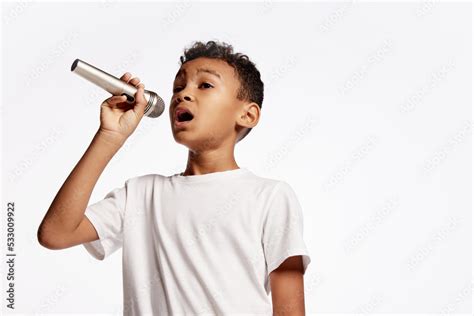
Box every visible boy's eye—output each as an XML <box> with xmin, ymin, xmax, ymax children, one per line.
<box><xmin>172</xmin><ymin>82</ymin><xmax>213</xmax><ymax>93</ymax></box>
<box><xmin>200</xmin><ymin>82</ymin><xmax>213</xmax><ymax>89</ymax></box>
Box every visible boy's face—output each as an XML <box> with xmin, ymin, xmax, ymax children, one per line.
<box><xmin>169</xmin><ymin>57</ymin><xmax>249</xmax><ymax>151</ymax></box>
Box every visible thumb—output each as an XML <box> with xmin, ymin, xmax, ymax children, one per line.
<box><xmin>133</xmin><ymin>84</ymin><xmax>147</xmax><ymax>118</ymax></box>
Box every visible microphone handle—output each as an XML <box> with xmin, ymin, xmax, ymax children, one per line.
<box><xmin>71</xmin><ymin>58</ymin><xmax>145</xmax><ymax>103</ymax></box>
<box><xmin>71</xmin><ymin>59</ymin><xmax>165</xmax><ymax>118</ymax></box>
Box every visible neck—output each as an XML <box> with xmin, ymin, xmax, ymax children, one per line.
<box><xmin>182</xmin><ymin>140</ymin><xmax>239</xmax><ymax>176</ymax></box>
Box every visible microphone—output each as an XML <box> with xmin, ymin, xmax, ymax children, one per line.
<box><xmin>71</xmin><ymin>58</ymin><xmax>165</xmax><ymax>118</ymax></box>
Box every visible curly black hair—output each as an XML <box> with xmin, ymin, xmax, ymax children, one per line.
<box><xmin>178</xmin><ymin>40</ymin><xmax>264</xmax><ymax>142</ymax></box>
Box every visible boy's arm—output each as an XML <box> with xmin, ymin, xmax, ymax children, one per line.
<box><xmin>38</xmin><ymin>73</ymin><xmax>147</xmax><ymax>250</ymax></box>
<box><xmin>37</xmin><ymin>130</ymin><xmax>125</xmax><ymax>249</ymax></box>
<box><xmin>270</xmin><ymin>255</ymin><xmax>306</xmax><ymax>315</ymax></box>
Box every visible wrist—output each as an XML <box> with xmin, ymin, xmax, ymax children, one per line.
<box><xmin>95</xmin><ymin>129</ymin><xmax>127</xmax><ymax>148</ymax></box>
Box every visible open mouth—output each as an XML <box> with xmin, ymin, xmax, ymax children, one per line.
<box><xmin>176</xmin><ymin>112</ymin><xmax>194</xmax><ymax>122</ymax></box>
<box><xmin>174</xmin><ymin>107</ymin><xmax>194</xmax><ymax>126</ymax></box>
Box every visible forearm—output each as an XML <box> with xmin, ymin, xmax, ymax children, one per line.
<box><xmin>38</xmin><ymin>129</ymin><xmax>124</xmax><ymax>238</ymax></box>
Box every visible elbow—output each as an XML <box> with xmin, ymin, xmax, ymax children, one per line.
<box><xmin>37</xmin><ymin>224</ymin><xmax>63</xmax><ymax>250</ymax></box>
<box><xmin>37</xmin><ymin>227</ymin><xmax>53</xmax><ymax>249</ymax></box>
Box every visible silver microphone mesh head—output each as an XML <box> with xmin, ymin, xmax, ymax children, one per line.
<box><xmin>144</xmin><ymin>91</ymin><xmax>166</xmax><ymax>118</ymax></box>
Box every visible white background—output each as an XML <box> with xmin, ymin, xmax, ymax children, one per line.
<box><xmin>1</xmin><ymin>0</ymin><xmax>472</xmax><ymax>314</ymax></box>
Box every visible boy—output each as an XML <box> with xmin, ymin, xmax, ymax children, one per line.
<box><xmin>38</xmin><ymin>40</ymin><xmax>311</xmax><ymax>315</ymax></box>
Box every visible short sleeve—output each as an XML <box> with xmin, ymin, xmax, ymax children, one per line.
<box><xmin>262</xmin><ymin>181</ymin><xmax>311</xmax><ymax>281</ymax></box>
<box><xmin>82</xmin><ymin>182</ymin><xmax>127</xmax><ymax>261</ymax></box>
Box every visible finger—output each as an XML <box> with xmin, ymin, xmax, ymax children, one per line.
<box><xmin>120</xmin><ymin>72</ymin><xmax>132</xmax><ymax>82</ymax></box>
<box><xmin>133</xmin><ymin>85</ymin><xmax>147</xmax><ymax>117</ymax></box>
<box><xmin>134</xmin><ymin>83</ymin><xmax>146</xmax><ymax>103</ymax></box>
<box><xmin>128</xmin><ymin>77</ymin><xmax>141</xmax><ymax>86</ymax></box>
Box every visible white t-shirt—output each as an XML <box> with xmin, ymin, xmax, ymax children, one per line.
<box><xmin>83</xmin><ymin>167</ymin><xmax>311</xmax><ymax>315</ymax></box>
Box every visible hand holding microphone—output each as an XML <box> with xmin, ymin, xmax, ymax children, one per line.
<box><xmin>99</xmin><ymin>73</ymin><xmax>148</xmax><ymax>142</ymax></box>
<box><xmin>71</xmin><ymin>58</ymin><xmax>166</xmax><ymax>144</ymax></box>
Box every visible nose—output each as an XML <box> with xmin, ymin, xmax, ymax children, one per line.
<box><xmin>179</xmin><ymin>95</ymin><xmax>192</xmax><ymax>102</ymax></box>
<box><xmin>173</xmin><ymin>89</ymin><xmax>194</xmax><ymax>106</ymax></box>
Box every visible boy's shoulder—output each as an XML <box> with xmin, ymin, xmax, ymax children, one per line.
<box><xmin>122</xmin><ymin>173</ymin><xmax>158</xmax><ymax>186</ymax></box>
<box><xmin>119</xmin><ymin>170</ymin><xmax>299</xmax><ymax>210</ymax></box>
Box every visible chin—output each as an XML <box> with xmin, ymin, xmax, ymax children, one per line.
<box><xmin>172</xmin><ymin>130</ymin><xmax>199</xmax><ymax>149</ymax></box>
<box><xmin>170</xmin><ymin>117</ymin><xmax>226</xmax><ymax>150</ymax></box>
<box><xmin>174</xmin><ymin>131</ymin><xmax>222</xmax><ymax>153</ymax></box>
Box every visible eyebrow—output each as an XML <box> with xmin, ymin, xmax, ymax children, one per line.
<box><xmin>174</xmin><ymin>67</ymin><xmax>222</xmax><ymax>81</ymax></box>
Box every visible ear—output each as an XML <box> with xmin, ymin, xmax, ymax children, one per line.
<box><xmin>236</xmin><ymin>101</ymin><xmax>260</xmax><ymax>130</ymax></box>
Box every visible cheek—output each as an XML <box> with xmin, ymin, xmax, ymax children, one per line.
<box><xmin>199</xmin><ymin>108</ymin><xmax>237</xmax><ymax>136</ymax></box>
